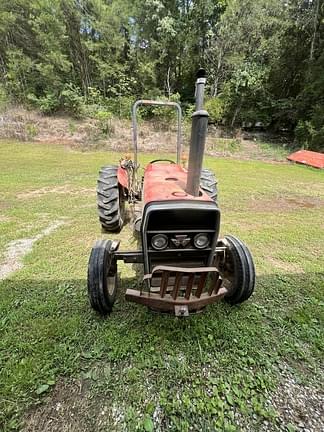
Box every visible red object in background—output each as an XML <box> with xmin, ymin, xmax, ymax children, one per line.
<box><xmin>287</xmin><ymin>150</ymin><xmax>324</xmax><ymax>169</ymax></box>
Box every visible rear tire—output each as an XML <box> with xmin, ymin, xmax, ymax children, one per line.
<box><xmin>216</xmin><ymin>235</ymin><xmax>255</xmax><ymax>304</ymax></box>
<box><xmin>200</xmin><ymin>168</ymin><xmax>218</xmax><ymax>203</ymax></box>
<box><xmin>87</xmin><ymin>239</ymin><xmax>117</xmax><ymax>315</ymax></box>
<box><xmin>97</xmin><ymin>165</ymin><xmax>125</xmax><ymax>232</ymax></box>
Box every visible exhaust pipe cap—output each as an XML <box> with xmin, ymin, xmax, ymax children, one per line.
<box><xmin>191</xmin><ymin>109</ymin><xmax>209</xmax><ymax>119</ymax></box>
<box><xmin>196</xmin><ymin>68</ymin><xmax>206</xmax><ymax>78</ymax></box>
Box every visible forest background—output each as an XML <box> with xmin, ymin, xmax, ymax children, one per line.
<box><xmin>0</xmin><ymin>0</ymin><xmax>323</xmax><ymax>151</ymax></box>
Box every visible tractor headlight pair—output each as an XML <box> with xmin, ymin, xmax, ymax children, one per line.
<box><xmin>151</xmin><ymin>233</ymin><xmax>209</xmax><ymax>250</ymax></box>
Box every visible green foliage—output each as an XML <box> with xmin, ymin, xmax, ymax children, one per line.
<box><xmin>27</xmin><ymin>93</ymin><xmax>60</xmax><ymax>115</ymax></box>
<box><xmin>0</xmin><ymin>84</ymin><xmax>9</xmax><ymax>111</ymax></box>
<box><xmin>184</xmin><ymin>103</ymin><xmax>195</xmax><ymax>119</ymax></box>
<box><xmin>206</xmin><ymin>138</ymin><xmax>242</xmax><ymax>155</ymax></box>
<box><xmin>205</xmin><ymin>97</ymin><xmax>224</xmax><ymax>123</ymax></box>
<box><xmin>94</xmin><ymin>110</ymin><xmax>112</xmax><ymax>123</ymax></box>
<box><xmin>94</xmin><ymin>110</ymin><xmax>114</xmax><ymax>137</ymax></box>
<box><xmin>5</xmin><ymin>49</ymin><xmax>35</xmax><ymax>101</ymax></box>
<box><xmin>295</xmin><ymin>118</ymin><xmax>324</xmax><ymax>152</ymax></box>
<box><xmin>106</xmin><ymin>96</ymin><xmax>135</xmax><ymax>119</ymax></box>
<box><xmin>86</xmin><ymin>87</ymin><xmax>103</xmax><ymax>105</ymax></box>
<box><xmin>26</xmin><ymin>85</ymin><xmax>85</xmax><ymax>116</ymax></box>
<box><xmin>60</xmin><ymin>84</ymin><xmax>85</xmax><ymax>117</ymax></box>
<box><xmin>205</xmin><ymin>0</ymin><xmax>324</xmax><ymax>150</ymax></box>
<box><xmin>143</xmin><ymin>416</ymin><xmax>154</xmax><ymax>432</ymax></box>
<box><xmin>150</xmin><ymin>93</ymin><xmax>181</xmax><ymax>122</ymax></box>
<box><xmin>25</xmin><ymin>123</ymin><xmax>38</xmax><ymax>140</ymax></box>
<box><xmin>0</xmin><ymin>0</ymin><xmax>323</xmax><ymax>149</ymax></box>
<box><xmin>68</xmin><ymin>121</ymin><xmax>77</xmax><ymax>135</ymax></box>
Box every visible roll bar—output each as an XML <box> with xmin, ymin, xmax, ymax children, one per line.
<box><xmin>131</xmin><ymin>100</ymin><xmax>182</xmax><ymax>165</ymax></box>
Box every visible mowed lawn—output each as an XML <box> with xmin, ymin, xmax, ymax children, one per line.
<box><xmin>0</xmin><ymin>141</ymin><xmax>323</xmax><ymax>432</ymax></box>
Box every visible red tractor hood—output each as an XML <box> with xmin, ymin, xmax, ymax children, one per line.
<box><xmin>143</xmin><ymin>163</ymin><xmax>212</xmax><ymax>205</ymax></box>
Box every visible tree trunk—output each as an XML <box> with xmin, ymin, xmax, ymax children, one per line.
<box><xmin>166</xmin><ymin>66</ymin><xmax>171</xmax><ymax>99</ymax></box>
<box><xmin>212</xmin><ymin>49</ymin><xmax>223</xmax><ymax>96</ymax></box>
<box><xmin>310</xmin><ymin>0</ymin><xmax>320</xmax><ymax>61</ymax></box>
<box><xmin>231</xmin><ymin>98</ymin><xmax>242</xmax><ymax>128</ymax></box>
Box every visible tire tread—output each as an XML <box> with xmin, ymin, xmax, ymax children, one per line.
<box><xmin>97</xmin><ymin>165</ymin><xmax>124</xmax><ymax>232</ymax></box>
<box><xmin>200</xmin><ymin>168</ymin><xmax>218</xmax><ymax>203</ymax></box>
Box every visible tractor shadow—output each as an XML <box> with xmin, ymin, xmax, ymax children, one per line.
<box><xmin>112</xmin><ymin>270</ymin><xmax>323</xmax><ymax>350</ymax></box>
<box><xmin>1</xmin><ymin>270</ymin><xmax>322</xmax><ymax>365</ymax></box>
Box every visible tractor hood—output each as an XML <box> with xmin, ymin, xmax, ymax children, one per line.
<box><xmin>143</xmin><ymin>163</ymin><xmax>212</xmax><ymax>205</ymax></box>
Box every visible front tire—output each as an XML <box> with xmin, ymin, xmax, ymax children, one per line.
<box><xmin>216</xmin><ymin>235</ymin><xmax>255</xmax><ymax>304</ymax></box>
<box><xmin>88</xmin><ymin>239</ymin><xmax>117</xmax><ymax>315</ymax></box>
<box><xmin>97</xmin><ymin>165</ymin><xmax>125</xmax><ymax>232</ymax></box>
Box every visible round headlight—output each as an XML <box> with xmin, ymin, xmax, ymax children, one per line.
<box><xmin>151</xmin><ymin>234</ymin><xmax>168</xmax><ymax>250</ymax></box>
<box><xmin>193</xmin><ymin>233</ymin><xmax>209</xmax><ymax>249</ymax></box>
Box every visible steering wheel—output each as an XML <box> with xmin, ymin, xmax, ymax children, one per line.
<box><xmin>149</xmin><ymin>159</ymin><xmax>175</xmax><ymax>164</ymax></box>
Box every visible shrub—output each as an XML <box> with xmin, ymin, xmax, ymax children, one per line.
<box><xmin>102</xmin><ymin>96</ymin><xmax>134</xmax><ymax>119</ymax></box>
<box><xmin>60</xmin><ymin>84</ymin><xmax>85</xmax><ymax>117</ymax></box>
<box><xmin>25</xmin><ymin>123</ymin><xmax>38</xmax><ymax>140</ymax></box>
<box><xmin>205</xmin><ymin>97</ymin><xmax>224</xmax><ymax>124</ymax></box>
<box><xmin>68</xmin><ymin>121</ymin><xmax>77</xmax><ymax>135</ymax></box>
<box><xmin>132</xmin><ymin>93</ymin><xmax>182</xmax><ymax>125</ymax></box>
<box><xmin>0</xmin><ymin>85</ymin><xmax>9</xmax><ymax>111</ymax></box>
<box><xmin>27</xmin><ymin>84</ymin><xmax>85</xmax><ymax>117</ymax></box>
<box><xmin>150</xmin><ymin>93</ymin><xmax>181</xmax><ymax>123</ymax></box>
<box><xmin>295</xmin><ymin>119</ymin><xmax>324</xmax><ymax>152</ymax></box>
<box><xmin>184</xmin><ymin>103</ymin><xmax>195</xmax><ymax>119</ymax></box>
<box><xmin>94</xmin><ymin>110</ymin><xmax>114</xmax><ymax>137</ymax></box>
<box><xmin>87</xmin><ymin>87</ymin><xmax>104</xmax><ymax>105</ymax></box>
<box><xmin>27</xmin><ymin>93</ymin><xmax>60</xmax><ymax>114</ymax></box>
<box><xmin>115</xmin><ymin>96</ymin><xmax>135</xmax><ymax>119</ymax></box>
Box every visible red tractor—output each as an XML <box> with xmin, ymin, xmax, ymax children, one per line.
<box><xmin>88</xmin><ymin>70</ymin><xmax>255</xmax><ymax>316</ymax></box>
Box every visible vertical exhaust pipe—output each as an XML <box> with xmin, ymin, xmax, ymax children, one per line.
<box><xmin>195</xmin><ymin>68</ymin><xmax>207</xmax><ymax>110</ymax></box>
<box><xmin>186</xmin><ymin>69</ymin><xmax>209</xmax><ymax>197</ymax></box>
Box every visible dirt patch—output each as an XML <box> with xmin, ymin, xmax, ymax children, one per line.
<box><xmin>0</xmin><ymin>200</ymin><xmax>9</xmax><ymax>211</ymax></box>
<box><xmin>206</xmin><ymin>135</ymin><xmax>289</xmax><ymax>162</ymax></box>
<box><xmin>267</xmin><ymin>257</ymin><xmax>304</xmax><ymax>274</ymax></box>
<box><xmin>0</xmin><ymin>220</ymin><xmax>65</xmax><ymax>280</ymax></box>
<box><xmin>0</xmin><ymin>107</ymin><xmax>180</xmax><ymax>152</ymax></box>
<box><xmin>23</xmin><ymin>379</ymin><xmax>92</xmax><ymax>432</ymax></box>
<box><xmin>248</xmin><ymin>195</ymin><xmax>323</xmax><ymax>212</ymax></box>
<box><xmin>23</xmin><ymin>378</ymin><xmax>124</xmax><ymax>432</ymax></box>
<box><xmin>1</xmin><ymin>106</ymin><xmax>294</xmax><ymax>162</ymax></box>
<box><xmin>17</xmin><ymin>185</ymin><xmax>93</xmax><ymax>199</ymax></box>
<box><xmin>0</xmin><ymin>215</ymin><xmax>11</xmax><ymax>223</ymax></box>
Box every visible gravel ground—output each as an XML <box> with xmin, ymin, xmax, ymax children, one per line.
<box><xmin>261</xmin><ymin>364</ymin><xmax>323</xmax><ymax>431</ymax></box>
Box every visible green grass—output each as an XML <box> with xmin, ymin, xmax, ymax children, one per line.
<box><xmin>0</xmin><ymin>140</ymin><xmax>323</xmax><ymax>431</ymax></box>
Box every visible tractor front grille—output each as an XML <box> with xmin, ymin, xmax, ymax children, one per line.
<box><xmin>144</xmin><ymin>265</ymin><xmax>223</xmax><ymax>298</ymax></box>
<box><xmin>125</xmin><ymin>264</ymin><xmax>227</xmax><ymax>316</ymax></box>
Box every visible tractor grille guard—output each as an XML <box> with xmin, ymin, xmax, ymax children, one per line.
<box><xmin>125</xmin><ymin>264</ymin><xmax>228</xmax><ymax>316</ymax></box>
